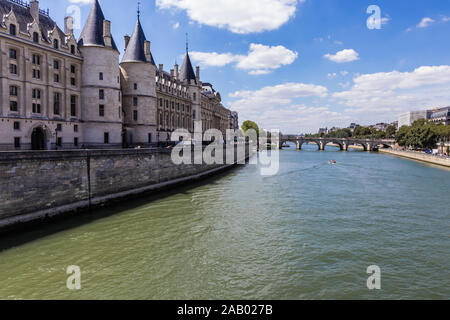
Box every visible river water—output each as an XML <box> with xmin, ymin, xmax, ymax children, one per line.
<box><xmin>0</xmin><ymin>144</ymin><xmax>449</xmax><ymax>300</ymax></box>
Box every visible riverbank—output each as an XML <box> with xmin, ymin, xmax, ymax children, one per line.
<box><xmin>0</xmin><ymin>145</ymin><xmax>250</xmax><ymax>233</ymax></box>
<box><xmin>379</xmin><ymin>148</ymin><xmax>450</xmax><ymax>168</ymax></box>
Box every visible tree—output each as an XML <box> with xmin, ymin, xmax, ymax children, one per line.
<box><xmin>242</xmin><ymin>121</ymin><xmax>260</xmax><ymax>136</ymax></box>
<box><xmin>385</xmin><ymin>125</ymin><xmax>396</xmax><ymax>139</ymax></box>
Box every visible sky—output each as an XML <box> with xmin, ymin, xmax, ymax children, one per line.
<box><xmin>39</xmin><ymin>0</ymin><xmax>450</xmax><ymax>133</ymax></box>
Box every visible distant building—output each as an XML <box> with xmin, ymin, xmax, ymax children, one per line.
<box><xmin>348</xmin><ymin>123</ymin><xmax>359</xmax><ymax>132</ymax></box>
<box><xmin>228</xmin><ymin>111</ymin><xmax>238</xmax><ymax>132</ymax></box>
<box><xmin>398</xmin><ymin>110</ymin><xmax>432</xmax><ymax>127</ymax></box>
<box><xmin>318</xmin><ymin>128</ymin><xmax>328</xmax><ymax>134</ymax></box>
<box><xmin>430</xmin><ymin>107</ymin><xmax>450</xmax><ymax>125</ymax></box>
<box><xmin>373</xmin><ymin>123</ymin><xmax>390</xmax><ymax>131</ymax></box>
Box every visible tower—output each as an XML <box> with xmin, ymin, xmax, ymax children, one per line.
<box><xmin>78</xmin><ymin>0</ymin><xmax>122</xmax><ymax>148</ymax></box>
<box><xmin>120</xmin><ymin>8</ymin><xmax>157</xmax><ymax>146</ymax></box>
<box><xmin>180</xmin><ymin>36</ymin><xmax>201</xmax><ymax>133</ymax></box>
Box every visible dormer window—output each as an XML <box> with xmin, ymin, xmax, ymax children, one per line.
<box><xmin>9</xmin><ymin>24</ymin><xmax>16</xmax><ymax>36</ymax></box>
<box><xmin>33</xmin><ymin>32</ymin><xmax>39</xmax><ymax>43</ymax></box>
<box><xmin>53</xmin><ymin>39</ymin><xmax>59</xmax><ymax>49</ymax></box>
<box><xmin>71</xmin><ymin>45</ymin><xmax>75</xmax><ymax>55</ymax></box>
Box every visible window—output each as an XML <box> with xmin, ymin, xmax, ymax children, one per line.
<box><xmin>74</xmin><ymin>137</ymin><xmax>79</xmax><ymax>147</ymax></box>
<box><xmin>148</xmin><ymin>133</ymin><xmax>152</xmax><ymax>144</ymax></box>
<box><xmin>57</xmin><ymin>124</ymin><xmax>62</xmax><ymax>132</ymax></box>
<box><xmin>104</xmin><ymin>132</ymin><xmax>109</xmax><ymax>144</ymax></box>
<box><xmin>70</xmin><ymin>95</ymin><xmax>77</xmax><ymax>117</ymax></box>
<box><xmin>99</xmin><ymin>105</ymin><xmax>105</xmax><ymax>117</ymax></box>
<box><xmin>32</xmin><ymin>69</ymin><xmax>41</xmax><ymax>79</ymax></box>
<box><xmin>9</xmin><ymin>48</ymin><xmax>17</xmax><ymax>59</ymax></box>
<box><xmin>71</xmin><ymin>77</ymin><xmax>76</xmax><ymax>86</ymax></box>
<box><xmin>118</xmin><ymin>92</ymin><xmax>121</xmax><ymax>102</ymax></box>
<box><xmin>54</xmin><ymin>74</ymin><xmax>59</xmax><ymax>83</ymax></box>
<box><xmin>99</xmin><ymin>72</ymin><xmax>103</xmax><ymax>81</ymax></box>
<box><xmin>32</xmin><ymin>103</ymin><xmax>41</xmax><ymax>114</ymax></box>
<box><xmin>32</xmin><ymin>54</ymin><xmax>40</xmax><ymax>65</ymax></box>
<box><xmin>54</xmin><ymin>93</ymin><xmax>61</xmax><ymax>115</ymax></box>
<box><xmin>14</xmin><ymin>137</ymin><xmax>20</xmax><ymax>149</ymax></box>
<box><xmin>159</xmin><ymin>98</ymin><xmax>163</xmax><ymax>107</ymax></box>
<box><xmin>71</xmin><ymin>45</ymin><xmax>75</xmax><ymax>55</ymax></box>
<box><xmin>10</xmin><ymin>64</ymin><xmax>17</xmax><ymax>75</ymax></box>
<box><xmin>134</xmin><ymin>83</ymin><xmax>138</xmax><ymax>90</ymax></box>
<box><xmin>10</xmin><ymin>101</ymin><xmax>18</xmax><ymax>112</ymax></box>
<box><xmin>193</xmin><ymin>93</ymin><xmax>196</xmax><ymax>101</ymax></box>
<box><xmin>133</xmin><ymin>97</ymin><xmax>138</xmax><ymax>107</ymax></box>
<box><xmin>9</xmin><ymin>24</ymin><xmax>16</xmax><ymax>36</ymax></box>
<box><xmin>193</xmin><ymin>110</ymin><xmax>196</xmax><ymax>119</ymax></box>
<box><xmin>71</xmin><ymin>65</ymin><xmax>76</xmax><ymax>74</ymax></box>
<box><xmin>13</xmin><ymin>122</ymin><xmax>20</xmax><ymax>130</ymax></box>
<box><xmin>133</xmin><ymin>110</ymin><xmax>138</xmax><ymax>121</ymax></box>
<box><xmin>53</xmin><ymin>39</ymin><xmax>59</xmax><ymax>49</ymax></box>
<box><xmin>54</xmin><ymin>60</ymin><xmax>59</xmax><ymax>70</ymax></box>
<box><xmin>33</xmin><ymin>32</ymin><xmax>39</xmax><ymax>43</ymax></box>
<box><xmin>10</xmin><ymin>86</ymin><xmax>18</xmax><ymax>96</ymax></box>
<box><xmin>32</xmin><ymin>89</ymin><xmax>41</xmax><ymax>99</ymax></box>
<box><xmin>74</xmin><ymin>125</ymin><xmax>78</xmax><ymax>133</ymax></box>
<box><xmin>57</xmin><ymin>137</ymin><xmax>62</xmax><ymax>147</ymax></box>
<box><xmin>99</xmin><ymin>89</ymin><xmax>104</xmax><ymax>100</ymax></box>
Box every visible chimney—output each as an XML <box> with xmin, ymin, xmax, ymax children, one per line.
<box><xmin>103</xmin><ymin>20</ymin><xmax>111</xmax><ymax>47</ymax></box>
<box><xmin>124</xmin><ymin>35</ymin><xmax>130</xmax><ymax>50</ymax></box>
<box><xmin>144</xmin><ymin>40</ymin><xmax>151</xmax><ymax>62</ymax></box>
<box><xmin>174</xmin><ymin>63</ymin><xmax>179</xmax><ymax>79</ymax></box>
<box><xmin>64</xmin><ymin>16</ymin><xmax>73</xmax><ymax>35</ymax></box>
<box><xmin>170</xmin><ymin>69</ymin><xmax>174</xmax><ymax>77</ymax></box>
<box><xmin>30</xmin><ymin>0</ymin><xmax>39</xmax><ymax>24</ymax></box>
<box><xmin>159</xmin><ymin>64</ymin><xmax>163</xmax><ymax>72</ymax></box>
<box><xmin>196</xmin><ymin>66</ymin><xmax>200</xmax><ymax>80</ymax></box>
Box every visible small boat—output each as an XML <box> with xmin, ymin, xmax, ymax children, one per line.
<box><xmin>329</xmin><ymin>160</ymin><xmax>337</xmax><ymax>164</ymax></box>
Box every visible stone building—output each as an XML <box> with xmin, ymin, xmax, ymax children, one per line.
<box><xmin>0</xmin><ymin>0</ymin><xmax>237</xmax><ymax>150</ymax></box>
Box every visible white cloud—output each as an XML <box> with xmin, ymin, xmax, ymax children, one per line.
<box><xmin>327</xmin><ymin>73</ymin><xmax>337</xmax><ymax>79</ymax></box>
<box><xmin>417</xmin><ymin>17</ymin><xmax>435</xmax><ymax>28</ymax></box>
<box><xmin>156</xmin><ymin>0</ymin><xmax>300</xmax><ymax>34</ymax></box>
<box><xmin>340</xmin><ymin>70</ymin><xmax>349</xmax><ymax>76</ymax></box>
<box><xmin>324</xmin><ymin>49</ymin><xmax>359</xmax><ymax>63</ymax></box>
<box><xmin>173</xmin><ymin>22</ymin><xmax>180</xmax><ymax>29</ymax></box>
<box><xmin>190</xmin><ymin>43</ymin><xmax>298</xmax><ymax>75</ymax></box>
<box><xmin>333</xmin><ymin>65</ymin><xmax>450</xmax><ymax>116</ymax></box>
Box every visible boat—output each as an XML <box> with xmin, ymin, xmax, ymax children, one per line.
<box><xmin>329</xmin><ymin>160</ymin><xmax>337</xmax><ymax>164</ymax></box>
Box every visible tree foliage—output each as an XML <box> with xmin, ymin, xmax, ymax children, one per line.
<box><xmin>395</xmin><ymin>120</ymin><xmax>450</xmax><ymax>150</ymax></box>
<box><xmin>242</xmin><ymin>121</ymin><xmax>260</xmax><ymax>137</ymax></box>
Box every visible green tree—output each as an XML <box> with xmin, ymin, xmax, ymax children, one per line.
<box><xmin>242</xmin><ymin>121</ymin><xmax>260</xmax><ymax>136</ymax></box>
<box><xmin>385</xmin><ymin>125</ymin><xmax>396</xmax><ymax>139</ymax></box>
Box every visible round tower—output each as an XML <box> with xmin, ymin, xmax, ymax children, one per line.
<box><xmin>78</xmin><ymin>0</ymin><xmax>122</xmax><ymax>148</ymax></box>
<box><xmin>119</xmin><ymin>12</ymin><xmax>157</xmax><ymax>147</ymax></box>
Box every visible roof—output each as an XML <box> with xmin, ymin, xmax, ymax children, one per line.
<box><xmin>78</xmin><ymin>0</ymin><xmax>118</xmax><ymax>51</ymax></box>
<box><xmin>180</xmin><ymin>52</ymin><xmax>196</xmax><ymax>83</ymax></box>
<box><xmin>122</xmin><ymin>18</ymin><xmax>155</xmax><ymax>64</ymax></box>
<box><xmin>0</xmin><ymin>0</ymin><xmax>65</xmax><ymax>44</ymax></box>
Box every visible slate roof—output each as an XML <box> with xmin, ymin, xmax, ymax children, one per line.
<box><xmin>122</xmin><ymin>18</ymin><xmax>155</xmax><ymax>65</ymax></box>
<box><xmin>78</xmin><ymin>0</ymin><xmax>118</xmax><ymax>51</ymax></box>
<box><xmin>180</xmin><ymin>52</ymin><xmax>196</xmax><ymax>83</ymax></box>
<box><xmin>0</xmin><ymin>0</ymin><xmax>65</xmax><ymax>44</ymax></box>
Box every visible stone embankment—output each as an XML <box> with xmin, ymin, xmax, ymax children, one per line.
<box><xmin>379</xmin><ymin>149</ymin><xmax>450</xmax><ymax>168</ymax></box>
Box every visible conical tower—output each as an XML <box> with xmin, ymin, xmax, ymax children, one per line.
<box><xmin>78</xmin><ymin>0</ymin><xmax>122</xmax><ymax>147</ymax></box>
<box><xmin>120</xmin><ymin>9</ymin><xmax>157</xmax><ymax>147</ymax></box>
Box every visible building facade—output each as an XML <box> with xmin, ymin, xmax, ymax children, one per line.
<box><xmin>0</xmin><ymin>0</ymin><xmax>237</xmax><ymax>150</ymax></box>
<box><xmin>398</xmin><ymin>110</ymin><xmax>432</xmax><ymax>128</ymax></box>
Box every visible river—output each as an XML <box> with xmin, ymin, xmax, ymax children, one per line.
<box><xmin>0</xmin><ymin>144</ymin><xmax>449</xmax><ymax>300</ymax></box>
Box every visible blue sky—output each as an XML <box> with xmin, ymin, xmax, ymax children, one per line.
<box><xmin>42</xmin><ymin>0</ymin><xmax>450</xmax><ymax>133</ymax></box>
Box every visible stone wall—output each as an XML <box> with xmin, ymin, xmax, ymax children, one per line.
<box><xmin>379</xmin><ymin>149</ymin><xmax>450</xmax><ymax>167</ymax></box>
<box><xmin>0</xmin><ymin>146</ymin><xmax>248</xmax><ymax>230</ymax></box>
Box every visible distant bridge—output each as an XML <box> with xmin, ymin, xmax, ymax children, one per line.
<box><xmin>280</xmin><ymin>135</ymin><xmax>396</xmax><ymax>152</ymax></box>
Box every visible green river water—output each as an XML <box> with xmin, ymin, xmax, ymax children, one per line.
<box><xmin>0</xmin><ymin>145</ymin><xmax>449</xmax><ymax>299</ymax></box>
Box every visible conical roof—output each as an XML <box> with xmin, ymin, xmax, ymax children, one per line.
<box><xmin>122</xmin><ymin>18</ymin><xmax>155</xmax><ymax>64</ymax></box>
<box><xmin>78</xmin><ymin>0</ymin><xmax>118</xmax><ymax>51</ymax></box>
<box><xmin>180</xmin><ymin>52</ymin><xmax>196</xmax><ymax>83</ymax></box>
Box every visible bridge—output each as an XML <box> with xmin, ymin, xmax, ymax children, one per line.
<box><xmin>280</xmin><ymin>135</ymin><xmax>395</xmax><ymax>152</ymax></box>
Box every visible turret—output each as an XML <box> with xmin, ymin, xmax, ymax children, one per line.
<box><xmin>120</xmin><ymin>10</ymin><xmax>157</xmax><ymax>147</ymax></box>
<box><xmin>78</xmin><ymin>0</ymin><xmax>122</xmax><ymax>148</ymax></box>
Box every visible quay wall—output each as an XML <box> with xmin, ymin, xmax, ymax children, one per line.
<box><xmin>0</xmin><ymin>146</ymin><xmax>249</xmax><ymax>231</ymax></box>
<box><xmin>379</xmin><ymin>149</ymin><xmax>450</xmax><ymax>168</ymax></box>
